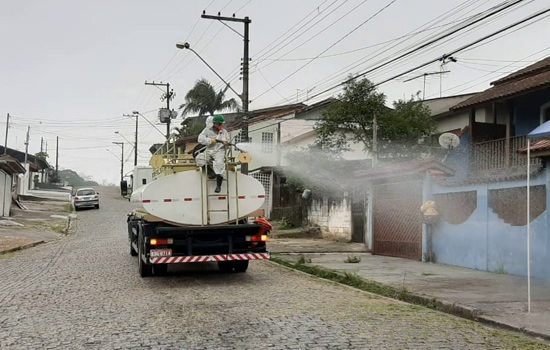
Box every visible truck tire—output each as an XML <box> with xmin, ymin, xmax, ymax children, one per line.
<box><xmin>138</xmin><ymin>232</ymin><xmax>151</xmax><ymax>277</ymax></box>
<box><xmin>129</xmin><ymin>239</ymin><xmax>138</xmax><ymax>256</ymax></box>
<box><xmin>233</xmin><ymin>260</ymin><xmax>249</xmax><ymax>273</ymax></box>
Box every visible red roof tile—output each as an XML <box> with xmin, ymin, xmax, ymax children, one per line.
<box><xmin>518</xmin><ymin>140</ymin><xmax>550</xmax><ymax>153</ymax></box>
<box><xmin>451</xmin><ymin>56</ymin><xmax>550</xmax><ymax>110</ymax></box>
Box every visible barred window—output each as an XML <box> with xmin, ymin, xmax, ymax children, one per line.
<box><xmin>261</xmin><ymin>132</ymin><xmax>273</xmax><ymax>153</ymax></box>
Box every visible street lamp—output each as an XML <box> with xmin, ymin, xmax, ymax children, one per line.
<box><xmin>175</xmin><ymin>42</ymin><xmax>241</xmax><ymax>99</ymax></box>
<box><xmin>112</xmin><ymin>142</ymin><xmax>124</xmax><ymax>183</ymax></box>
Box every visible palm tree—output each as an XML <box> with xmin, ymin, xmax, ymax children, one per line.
<box><xmin>179</xmin><ymin>78</ymin><xmax>240</xmax><ymax>117</ymax></box>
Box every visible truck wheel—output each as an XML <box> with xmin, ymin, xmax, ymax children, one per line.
<box><xmin>138</xmin><ymin>236</ymin><xmax>151</xmax><ymax>277</ymax></box>
<box><xmin>233</xmin><ymin>260</ymin><xmax>249</xmax><ymax>273</ymax></box>
<box><xmin>129</xmin><ymin>239</ymin><xmax>138</xmax><ymax>256</ymax></box>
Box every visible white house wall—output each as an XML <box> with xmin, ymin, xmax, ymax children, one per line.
<box><xmin>0</xmin><ymin>170</ymin><xmax>6</xmax><ymax>217</ymax></box>
<box><xmin>436</xmin><ymin>111</ymin><xmax>469</xmax><ymax>133</ymax></box>
<box><xmin>3</xmin><ymin>172</ymin><xmax>10</xmax><ymax>217</ymax></box>
<box><xmin>308</xmin><ymin>195</ymin><xmax>352</xmax><ymax>242</ymax></box>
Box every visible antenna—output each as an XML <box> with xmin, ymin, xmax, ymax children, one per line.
<box><xmin>403</xmin><ymin>71</ymin><xmax>450</xmax><ymax>100</ymax></box>
<box><xmin>439</xmin><ymin>132</ymin><xmax>460</xmax><ymax>162</ymax></box>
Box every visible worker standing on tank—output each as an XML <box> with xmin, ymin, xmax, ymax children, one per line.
<box><xmin>196</xmin><ymin>115</ymin><xmax>229</xmax><ymax>193</ymax></box>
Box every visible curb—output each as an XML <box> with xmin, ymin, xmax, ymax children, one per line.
<box><xmin>271</xmin><ymin>256</ymin><xmax>550</xmax><ymax>342</ymax></box>
<box><xmin>0</xmin><ymin>240</ymin><xmax>45</xmax><ymax>255</ymax></box>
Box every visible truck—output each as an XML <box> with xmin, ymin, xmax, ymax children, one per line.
<box><xmin>127</xmin><ymin>143</ymin><xmax>271</xmax><ymax>277</ymax></box>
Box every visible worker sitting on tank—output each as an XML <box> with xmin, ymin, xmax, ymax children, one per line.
<box><xmin>196</xmin><ymin>114</ymin><xmax>229</xmax><ymax>193</ymax></box>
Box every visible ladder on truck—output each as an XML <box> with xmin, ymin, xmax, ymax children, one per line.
<box><xmin>199</xmin><ymin>155</ymin><xmax>240</xmax><ymax>225</ymax></box>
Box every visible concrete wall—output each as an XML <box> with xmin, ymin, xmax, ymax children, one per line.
<box><xmin>308</xmin><ymin>194</ymin><xmax>352</xmax><ymax>242</ymax></box>
<box><xmin>429</xmin><ymin>165</ymin><xmax>550</xmax><ymax>280</ymax></box>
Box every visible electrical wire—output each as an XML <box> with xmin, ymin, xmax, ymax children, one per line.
<box><xmin>302</xmin><ymin>0</ymin><xmax>539</xmax><ymax>104</ymax></box>
<box><xmin>253</xmin><ymin>0</ymin><xmax>398</xmax><ymax>102</ymax></box>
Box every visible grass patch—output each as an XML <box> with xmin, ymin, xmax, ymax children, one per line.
<box><xmin>421</xmin><ymin>272</ymin><xmax>436</xmax><ymax>276</ymax></box>
<box><xmin>278</xmin><ymin>217</ymin><xmax>291</xmax><ymax>230</ymax></box>
<box><xmin>57</xmin><ymin>203</ymin><xmax>74</xmax><ymax>213</ymax></box>
<box><xmin>50</xmin><ymin>223</ymin><xmax>68</xmax><ymax>234</ymax></box>
<box><xmin>271</xmin><ymin>257</ymin><xmax>412</xmax><ymax>302</ymax></box>
<box><xmin>344</xmin><ymin>255</ymin><xmax>362</xmax><ymax>263</ymax></box>
<box><xmin>297</xmin><ymin>255</ymin><xmax>312</xmax><ymax>264</ymax></box>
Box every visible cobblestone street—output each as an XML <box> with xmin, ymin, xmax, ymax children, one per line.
<box><xmin>0</xmin><ymin>188</ymin><xmax>547</xmax><ymax>349</ymax></box>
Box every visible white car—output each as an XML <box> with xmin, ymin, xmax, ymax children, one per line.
<box><xmin>73</xmin><ymin>188</ymin><xmax>99</xmax><ymax>210</ymax></box>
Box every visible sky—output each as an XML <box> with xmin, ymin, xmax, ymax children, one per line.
<box><xmin>0</xmin><ymin>0</ymin><xmax>548</xmax><ymax>185</ymax></box>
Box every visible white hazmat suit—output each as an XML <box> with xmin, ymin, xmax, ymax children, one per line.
<box><xmin>196</xmin><ymin>118</ymin><xmax>230</xmax><ymax>175</ymax></box>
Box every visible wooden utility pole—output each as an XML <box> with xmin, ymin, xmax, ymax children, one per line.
<box><xmin>4</xmin><ymin>113</ymin><xmax>9</xmax><ymax>155</ymax></box>
<box><xmin>144</xmin><ymin>81</ymin><xmax>174</xmax><ymax>141</ymax></box>
<box><xmin>201</xmin><ymin>13</ymin><xmax>251</xmax><ymax>174</ymax></box>
<box><xmin>24</xmin><ymin>126</ymin><xmax>30</xmax><ymax>164</ymax></box>
<box><xmin>372</xmin><ymin>112</ymin><xmax>378</xmax><ymax>167</ymax></box>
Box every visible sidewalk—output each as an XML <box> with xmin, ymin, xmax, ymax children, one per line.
<box><xmin>277</xmin><ymin>252</ymin><xmax>550</xmax><ymax>340</ymax></box>
<box><xmin>0</xmin><ymin>190</ymin><xmax>74</xmax><ymax>255</ymax></box>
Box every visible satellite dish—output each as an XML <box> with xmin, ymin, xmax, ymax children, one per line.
<box><xmin>439</xmin><ymin>133</ymin><xmax>460</xmax><ymax>149</ymax></box>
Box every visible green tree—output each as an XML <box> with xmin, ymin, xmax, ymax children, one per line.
<box><xmin>314</xmin><ymin>77</ymin><xmax>436</xmax><ymax>159</ymax></box>
<box><xmin>177</xmin><ymin>78</ymin><xmax>240</xmax><ymax>137</ymax></box>
<box><xmin>179</xmin><ymin>78</ymin><xmax>240</xmax><ymax>117</ymax></box>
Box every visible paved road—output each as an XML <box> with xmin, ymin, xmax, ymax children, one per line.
<box><xmin>0</xmin><ymin>187</ymin><xmax>547</xmax><ymax>350</ymax></box>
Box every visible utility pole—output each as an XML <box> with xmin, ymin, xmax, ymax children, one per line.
<box><xmin>4</xmin><ymin>113</ymin><xmax>9</xmax><ymax>155</ymax></box>
<box><xmin>55</xmin><ymin>136</ymin><xmax>59</xmax><ymax>182</ymax></box>
<box><xmin>24</xmin><ymin>126</ymin><xmax>30</xmax><ymax>164</ymax></box>
<box><xmin>123</xmin><ymin>114</ymin><xmax>139</xmax><ymax>166</ymax></box>
<box><xmin>372</xmin><ymin>112</ymin><xmax>378</xmax><ymax>167</ymax></box>
<box><xmin>113</xmin><ymin>142</ymin><xmax>124</xmax><ymax>183</ymax></box>
<box><xmin>40</xmin><ymin>137</ymin><xmax>44</xmax><ymax>182</ymax></box>
<box><xmin>201</xmin><ymin>12</ymin><xmax>251</xmax><ymax>174</ymax></box>
<box><xmin>144</xmin><ymin>81</ymin><xmax>174</xmax><ymax>140</ymax></box>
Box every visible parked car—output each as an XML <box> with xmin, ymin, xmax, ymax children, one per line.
<box><xmin>73</xmin><ymin>188</ymin><xmax>99</xmax><ymax>210</ymax></box>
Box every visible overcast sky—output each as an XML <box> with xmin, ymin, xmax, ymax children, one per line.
<box><xmin>1</xmin><ymin>0</ymin><xmax>548</xmax><ymax>184</ymax></box>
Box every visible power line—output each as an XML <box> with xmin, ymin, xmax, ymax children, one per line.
<box><xmin>265</xmin><ymin>0</ymin><xmax>495</xmax><ymax>107</ymax></box>
<box><xmin>304</xmin><ymin>0</ymin><xmax>536</xmax><ymax>102</ymax></box>
<box><xmin>253</xmin><ymin>0</ymin><xmax>398</xmax><ymax>102</ymax></box>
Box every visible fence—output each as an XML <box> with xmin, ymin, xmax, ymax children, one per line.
<box><xmin>470</xmin><ymin>136</ymin><xmax>541</xmax><ymax>172</ymax></box>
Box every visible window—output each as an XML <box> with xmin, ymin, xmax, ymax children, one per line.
<box><xmin>142</xmin><ymin>179</ymin><xmax>147</xmax><ymax>185</ymax></box>
<box><xmin>541</xmin><ymin>101</ymin><xmax>550</xmax><ymax>124</ymax></box>
<box><xmin>233</xmin><ymin>132</ymin><xmax>251</xmax><ymax>144</ymax></box>
<box><xmin>261</xmin><ymin>132</ymin><xmax>274</xmax><ymax>153</ymax></box>
<box><xmin>77</xmin><ymin>189</ymin><xmax>95</xmax><ymax>196</ymax></box>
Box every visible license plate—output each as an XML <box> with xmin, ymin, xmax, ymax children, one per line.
<box><xmin>150</xmin><ymin>249</ymin><xmax>172</xmax><ymax>257</ymax></box>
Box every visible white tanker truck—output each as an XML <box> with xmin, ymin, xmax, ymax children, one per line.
<box><xmin>127</xmin><ymin>141</ymin><xmax>271</xmax><ymax>277</ymax></box>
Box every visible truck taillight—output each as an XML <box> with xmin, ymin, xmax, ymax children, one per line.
<box><xmin>150</xmin><ymin>238</ymin><xmax>173</xmax><ymax>245</ymax></box>
<box><xmin>94</xmin><ymin>195</ymin><xmax>98</xmax><ymax>199</ymax></box>
<box><xmin>74</xmin><ymin>197</ymin><xmax>79</xmax><ymax>200</ymax></box>
<box><xmin>246</xmin><ymin>235</ymin><xmax>268</xmax><ymax>242</ymax></box>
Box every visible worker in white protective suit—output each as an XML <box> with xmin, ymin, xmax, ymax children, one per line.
<box><xmin>196</xmin><ymin>115</ymin><xmax>230</xmax><ymax>193</ymax></box>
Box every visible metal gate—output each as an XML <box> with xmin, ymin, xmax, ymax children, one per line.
<box><xmin>373</xmin><ymin>180</ymin><xmax>422</xmax><ymax>260</ymax></box>
<box><xmin>250</xmin><ymin>171</ymin><xmax>272</xmax><ymax>218</ymax></box>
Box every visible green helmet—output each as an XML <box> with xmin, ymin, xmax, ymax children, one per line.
<box><xmin>213</xmin><ymin>115</ymin><xmax>225</xmax><ymax>125</ymax></box>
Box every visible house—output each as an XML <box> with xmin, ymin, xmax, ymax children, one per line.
<box><xmin>0</xmin><ymin>146</ymin><xmax>52</xmax><ymax>193</ymax></box>
<box><xmin>363</xmin><ymin>56</ymin><xmax>550</xmax><ymax>280</ymax></box>
<box><xmin>423</xmin><ymin>93</ymin><xmax>477</xmax><ymax>133</ymax></box>
<box><xmin>0</xmin><ymin>155</ymin><xmax>26</xmax><ymax>216</ymax></box>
